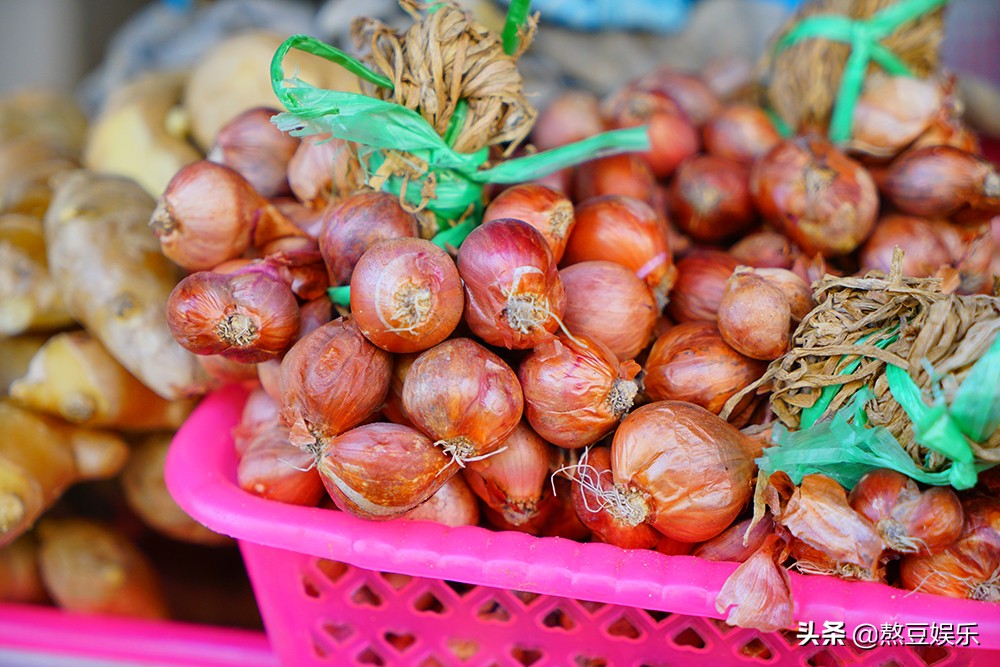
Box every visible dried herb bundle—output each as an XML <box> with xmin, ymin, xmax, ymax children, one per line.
<box><xmin>353</xmin><ymin>0</ymin><xmax>537</xmax><ymax>156</ymax></box>
<box><xmin>725</xmin><ymin>252</ymin><xmax>1000</xmax><ymax>476</ymax></box>
<box><xmin>758</xmin><ymin>0</ymin><xmax>946</xmax><ymax>137</ymax></box>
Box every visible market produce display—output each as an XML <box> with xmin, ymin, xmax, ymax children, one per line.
<box><xmin>2</xmin><ymin>0</ymin><xmax>999</xmax><ymax>655</ymax></box>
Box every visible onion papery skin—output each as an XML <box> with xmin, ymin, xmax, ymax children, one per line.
<box><xmin>703</xmin><ymin>104</ymin><xmax>781</xmax><ymax>164</ymax></box>
<box><xmin>484</xmin><ymin>184</ymin><xmax>575</xmax><ymax>263</ymax></box>
<box><xmin>899</xmin><ymin>497</ymin><xmax>1000</xmax><ymax>601</ymax></box>
<box><xmin>643</xmin><ymin>321</ymin><xmax>767</xmax><ymax>415</ymax></box>
<box><xmin>751</xmin><ymin>135</ymin><xmax>878</xmax><ymax>257</ymax></box>
<box><xmin>151</xmin><ymin>160</ymin><xmax>262</xmax><ymax>272</ymax></box>
<box><xmin>717</xmin><ymin>270</ymin><xmax>792</xmax><ymax>361</ymax></box>
<box><xmin>611</xmin><ymin>400</ymin><xmax>755</xmax><ymax>542</ymax></box>
<box><xmin>573</xmin><ymin>153</ymin><xmax>658</xmax><ymax>204</ymax></box>
<box><xmin>166</xmin><ymin>268</ymin><xmax>299</xmax><ymax>363</ymax></box>
<box><xmin>319</xmin><ymin>422</ymin><xmax>453</xmax><ymax>521</ymax></box>
<box><xmin>564</xmin><ymin>195</ymin><xmax>675</xmax><ymax>310</ymax></box>
<box><xmin>402</xmin><ymin>474</ymin><xmax>481</xmax><ymax>527</ymax></box>
<box><xmin>463</xmin><ymin>421</ymin><xmax>550</xmax><ymax>526</ymax></box>
<box><xmin>559</xmin><ymin>260</ymin><xmax>657</xmax><ymax>361</ymax></box>
<box><xmin>665</xmin><ymin>249</ymin><xmax>740</xmax><ymax>323</ymax></box>
<box><xmin>883</xmin><ymin>146</ymin><xmax>1000</xmax><ymax>218</ymax></box>
<box><xmin>457</xmin><ymin>218</ymin><xmax>566</xmax><ymax>349</ymax></box>
<box><xmin>350</xmin><ymin>238</ymin><xmax>464</xmax><ymax>353</ymax></box>
<box><xmin>401</xmin><ymin>337</ymin><xmax>524</xmax><ymax>464</ymax></box>
<box><xmin>519</xmin><ymin>334</ymin><xmax>640</xmax><ymax>449</ymax></box>
<box><xmin>278</xmin><ymin>317</ymin><xmax>392</xmax><ymax>455</ymax></box>
<box><xmin>670</xmin><ymin>155</ymin><xmax>756</xmax><ymax>243</ymax></box>
<box><xmin>317</xmin><ymin>190</ymin><xmax>419</xmax><ymax>286</ymax></box>
<box><xmin>569</xmin><ymin>447</ymin><xmax>662</xmax><ymax>549</ymax></box>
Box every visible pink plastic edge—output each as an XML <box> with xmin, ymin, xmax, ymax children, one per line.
<box><xmin>166</xmin><ymin>385</ymin><xmax>1000</xmax><ymax>650</ymax></box>
<box><xmin>0</xmin><ymin>602</ymin><xmax>276</xmax><ymax>667</ymax></box>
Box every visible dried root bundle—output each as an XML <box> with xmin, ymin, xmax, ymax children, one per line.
<box><xmin>353</xmin><ymin>0</ymin><xmax>537</xmax><ymax>156</ymax></box>
<box><xmin>758</xmin><ymin>0</ymin><xmax>946</xmax><ymax>136</ymax></box>
<box><xmin>729</xmin><ymin>253</ymin><xmax>1000</xmax><ymax>472</ymax></box>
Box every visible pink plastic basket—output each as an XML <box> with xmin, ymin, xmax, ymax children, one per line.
<box><xmin>0</xmin><ymin>601</ymin><xmax>276</xmax><ymax>667</ymax></box>
<box><xmin>166</xmin><ymin>385</ymin><xmax>1000</xmax><ymax>666</ymax></box>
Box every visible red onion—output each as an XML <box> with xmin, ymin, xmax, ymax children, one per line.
<box><xmin>519</xmin><ymin>334</ymin><xmax>640</xmax><ymax>449</ymax></box>
<box><xmin>559</xmin><ymin>260</ymin><xmax>657</xmax><ymax>361</ymax></box>
<box><xmin>350</xmin><ymin>238</ymin><xmax>463</xmax><ymax>353</ymax></box>
<box><xmin>670</xmin><ymin>155</ymin><xmax>756</xmax><ymax>243</ymax></box>
<box><xmin>318</xmin><ymin>190</ymin><xmax>419</xmax><ymax>286</ymax></box>
<box><xmin>665</xmin><ymin>249</ymin><xmax>740</xmax><ymax>322</ymax></box>
<box><xmin>717</xmin><ymin>269</ymin><xmax>792</xmax><ymax>360</ymax></box>
<box><xmin>643</xmin><ymin>321</ymin><xmax>766</xmax><ymax>415</ymax></box>
<box><xmin>609</xmin><ymin>401</ymin><xmax>755</xmax><ymax>542</ymax></box>
<box><xmin>151</xmin><ymin>160</ymin><xmax>302</xmax><ymax>271</ymax></box>
<box><xmin>319</xmin><ymin>422</ymin><xmax>453</xmax><ymax>520</ymax></box>
<box><xmin>531</xmin><ymin>91</ymin><xmax>605</xmax><ymax>151</ymax></box>
<box><xmin>635</xmin><ymin>68</ymin><xmax>721</xmax><ymax>126</ymax></box>
<box><xmin>402</xmin><ymin>338</ymin><xmax>523</xmax><ymax>467</ymax></box>
<box><xmin>564</xmin><ymin>195</ymin><xmax>675</xmax><ymax>310</ymax></box>
<box><xmin>279</xmin><ymin>317</ymin><xmax>392</xmax><ymax>455</ymax></box>
<box><xmin>883</xmin><ymin>146</ymin><xmax>1000</xmax><ymax>218</ymax></box>
<box><xmin>463</xmin><ymin>421</ymin><xmax>551</xmax><ymax>526</ymax></box>
<box><xmin>483</xmin><ymin>184</ymin><xmax>575</xmax><ymax>262</ymax></box>
<box><xmin>573</xmin><ymin>153</ymin><xmax>657</xmax><ymax>204</ymax></box>
<box><xmin>166</xmin><ymin>265</ymin><xmax>299</xmax><ymax>363</ymax></box>
<box><xmin>859</xmin><ymin>214</ymin><xmax>954</xmax><ymax>277</ymax></box>
<box><xmin>402</xmin><ymin>474</ymin><xmax>481</xmax><ymax>527</ymax></box>
<box><xmin>207</xmin><ymin>107</ymin><xmax>299</xmax><ymax>198</ymax></box>
<box><xmin>286</xmin><ymin>135</ymin><xmax>361</xmax><ymax>208</ymax></box>
<box><xmin>603</xmin><ymin>87</ymin><xmax>700</xmax><ymax>178</ymax></box>
<box><xmin>751</xmin><ymin>135</ymin><xmax>879</xmax><ymax>257</ymax></box>
<box><xmin>703</xmin><ymin>104</ymin><xmax>781</xmax><ymax>164</ymax></box>
<box><xmin>457</xmin><ymin>218</ymin><xmax>566</xmax><ymax>349</ymax></box>
<box><xmin>567</xmin><ymin>447</ymin><xmax>661</xmax><ymax>549</ymax></box>
<box><xmin>729</xmin><ymin>231</ymin><xmax>801</xmax><ymax>270</ymax></box>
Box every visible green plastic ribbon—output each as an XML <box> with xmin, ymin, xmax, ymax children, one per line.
<box><xmin>774</xmin><ymin>0</ymin><xmax>950</xmax><ymax>143</ymax></box>
<box><xmin>799</xmin><ymin>326</ymin><xmax>900</xmax><ymax>428</ymax></box>
<box><xmin>502</xmin><ymin>0</ymin><xmax>532</xmax><ymax>55</ymax></box>
<box><xmin>272</xmin><ymin>26</ymin><xmax>650</xmax><ymax>307</ymax></box>
<box><xmin>764</xmin><ymin>329</ymin><xmax>1000</xmax><ymax>490</ymax></box>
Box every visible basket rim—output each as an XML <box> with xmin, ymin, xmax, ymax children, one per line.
<box><xmin>165</xmin><ymin>384</ymin><xmax>1000</xmax><ymax>649</ymax></box>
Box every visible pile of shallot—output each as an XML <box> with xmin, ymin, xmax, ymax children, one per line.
<box><xmin>157</xmin><ymin>62</ymin><xmax>1000</xmax><ymax>633</ymax></box>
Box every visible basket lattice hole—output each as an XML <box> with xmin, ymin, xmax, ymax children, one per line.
<box><xmin>513</xmin><ymin>590</ymin><xmax>541</xmax><ymax>607</ymax></box>
<box><xmin>605</xmin><ymin>615</ymin><xmax>643</xmax><ymax>640</ymax></box>
<box><xmin>378</xmin><ymin>571</ymin><xmax>412</xmax><ymax>591</ymax></box>
<box><xmin>672</xmin><ymin>626</ymin><xmax>707</xmax><ymax>650</ymax></box>
<box><xmin>418</xmin><ymin>657</ymin><xmax>446</xmax><ymax>667</ymax></box>
<box><xmin>578</xmin><ymin>600</ymin><xmax>607</xmax><ymax>616</ymax></box>
<box><xmin>413</xmin><ymin>591</ymin><xmax>447</xmax><ymax>614</ymax></box>
<box><xmin>913</xmin><ymin>645</ymin><xmax>952</xmax><ymax>666</ymax></box>
<box><xmin>805</xmin><ymin>649</ymin><xmax>842</xmax><ymax>667</ymax></box>
<box><xmin>384</xmin><ymin>631</ymin><xmax>417</xmax><ymax>653</ymax></box>
<box><xmin>477</xmin><ymin>599</ymin><xmax>512</xmax><ymax>623</ymax></box>
<box><xmin>302</xmin><ymin>575</ymin><xmax>322</xmax><ymax>599</ymax></box>
<box><xmin>351</xmin><ymin>584</ymin><xmax>383</xmax><ymax>607</ymax></box>
<box><xmin>316</xmin><ymin>558</ymin><xmax>349</xmax><ymax>584</ymax></box>
<box><xmin>511</xmin><ymin>646</ymin><xmax>544</xmax><ymax>666</ymax></box>
<box><xmin>739</xmin><ymin>638</ymin><xmax>774</xmax><ymax>660</ymax></box>
<box><xmin>707</xmin><ymin>618</ymin><xmax>735</xmax><ymax>635</ymax></box>
<box><xmin>541</xmin><ymin>607</ymin><xmax>577</xmax><ymax>631</ymax></box>
<box><xmin>322</xmin><ymin>622</ymin><xmax>354</xmax><ymax>643</ymax></box>
<box><xmin>312</xmin><ymin>638</ymin><xmax>329</xmax><ymax>659</ymax></box>
<box><xmin>574</xmin><ymin>656</ymin><xmax>608</xmax><ymax>667</ymax></box>
<box><xmin>357</xmin><ymin>646</ymin><xmax>385</xmax><ymax>666</ymax></box>
<box><xmin>447</xmin><ymin>638</ymin><xmax>480</xmax><ymax>661</ymax></box>
<box><xmin>641</xmin><ymin>608</ymin><xmax>670</xmax><ymax>624</ymax></box>
<box><xmin>445</xmin><ymin>580</ymin><xmax>477</xmax><ymax>597</ymax></box>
